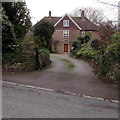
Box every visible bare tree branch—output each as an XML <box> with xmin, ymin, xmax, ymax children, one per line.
<box><xmin>69</xmin><ymin>7</ymin><xmax>107</xmax><ymax>25</ymax></box>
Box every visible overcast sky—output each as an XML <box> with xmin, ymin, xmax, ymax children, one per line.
<box><xmin>25</xmin><ymin>0</ymin><xmax>120</xmax><ymax>25</ymax></box>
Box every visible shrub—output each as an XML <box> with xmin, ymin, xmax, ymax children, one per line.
<box><xmin>99</xmin><ymin>32</ymin><xmax>120</xmax><ymax>83</ymax></box>
<box><xmin>91</xmin><ymin>39</ymin><xmax>102</xmax><ymax>50</ymax></box>
<box><xmin>51</xmin><ymin>49</ymin><xmax>57</xmax><ymax>53</ymax></box>
<box><xmin>76</xmin><ymin>46</ymin><xmax>95</xmax><ymax>59</ymax></box>
<box><xmin>72</xmin><ymin>41</ymin><xmax>80</xmax><ymax>49</ymax></box>
<box><xmin>78</xmin><ymin>36</ymin><xmax>85</xmax><ymax>44</ymax></box>
<box><xmin>39</xmin><ymin>48</ymin><xmax>50</xmax><ymax>68</ymax></box>
<box><xmin>2</xmin><ymin>47</ymin><xmax>36</xmax><ymax>71</ymax></box>
<box><xmin>84</xmin><ymin>34</ymin><xmax>91</xmax><ymax>43</ymax></box>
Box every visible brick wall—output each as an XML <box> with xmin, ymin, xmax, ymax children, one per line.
<box><xmin>52</xmin><ymin>30</ymin><xmax>80</xmax><ymax>53</ymax></box>
<box><xmin>91</xmin><ymin>31</ymin><xmax>101</xmax><ymax>40</ymax></box>
<box><xmin>52</xmin><ymin>30</ymin><xmax>100</xmax><ymax>53</ymax></box>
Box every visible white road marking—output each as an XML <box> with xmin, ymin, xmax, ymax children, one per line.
<box><xmin>2</xmin><ymin>81</ymin><xmax>119</xmax><ymax>103</ymax></box>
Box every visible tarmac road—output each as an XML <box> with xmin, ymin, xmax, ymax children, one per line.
<box><xmin>2</xmin><ymin>83</ymin><xmax>118</xmax><ymax>118</ymax></box>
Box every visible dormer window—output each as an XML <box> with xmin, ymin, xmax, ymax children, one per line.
<box><xmin>63</xmin><ymin>20</ymin><xmax>69</xmax><ymax>27</ymax></box>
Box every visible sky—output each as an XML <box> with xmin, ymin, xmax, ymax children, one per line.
<box><xmin>25</xmin><ymin>0</ymin><xmax>120</xmax><ymax>25</ymax></box>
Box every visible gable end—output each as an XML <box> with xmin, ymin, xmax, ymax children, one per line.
<box><xmin>54</xmin><ymin>14</ymin><xmax>82</xmax><ymax>30</ymax></box>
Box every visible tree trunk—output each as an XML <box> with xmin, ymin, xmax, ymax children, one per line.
<box><xmin>35</xmin><ymin>48</ymin><xmax>40</xmax><ymax>70</ymax></box>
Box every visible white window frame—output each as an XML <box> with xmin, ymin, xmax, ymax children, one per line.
<box><xmin>63</xmin><ymin>30</ymin><xmax>69</xmax><ymax>38</ymax></box>
<box><xmin>81</xmin><ymin>31</ymin><xmax>85</xmax><ymax>36</ymax></box>
<box><xmin>63</xmin><ymin>20</ymin><xmax>69</xmax><ymax>27</ymax></box>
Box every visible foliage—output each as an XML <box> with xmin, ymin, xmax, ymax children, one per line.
<box><xmin>22</xmin><ymin>34</ymin><xmax>34</xmax><ymax>45</ymax></box>
<box><xmin>98</xmin><ymin>32</ymin><xmax>120</xmax><ymax>83</ymax></box>
<box><xmin>78</xmin><ymin>36</ymin><xmax>85</xmax><ymax>44</ymax></box>
<box><xmin>71</xmin><ymin>32</ymin><xmax>91</xmax><ymax>56</ymax></box>
<box><xmin>72</xmin><ymin>40</ymin><xmax>80</xmax><ymax>49</ymax></box>
<box><xmin>2</xmin><ymin>2</ymin><xmax>51</xmax><ymax>71</ymax></box>
<box><xmin>51</xmin><ymin>49</ymin><xmax>57</xmax><ymax>53</ymax></box>
<box><xmin>91</xmin><ymin>38</ymin><xmax>102</xmax><ymax>50</ymax></box>
<box><xmin>76</xmin><ymin>46</ymin><xmax>95</xmax><ymax>59</ymax></box>
<box><xmin>2</xmin><ymin>44</ymin><xmax>36</xmax><ymax>71</ymax></box>
<box><xmin>71</xmin><ymin>30</ymin><xmax>120</xmax><ymax>84</ymax></box>
<box><xmin>38</xmin><ymin>48</ymin><xmax>50</xmax><ymax>54</ymax></box>
<box><xmin>2</xmin><ymin>8</ymin><xmax>16</xmax><ymax>53</ymax></box>
<box><xmin>2</xmin><ymin>2</ymin><xmax>32</xmax><ymax>41</ymax></box>
<box><xmin>39</xmin><ymin>48</ymin><xmax>51</xmax><ymax>68</ymax></box>
<box><xmin>2</xmin><ymin>45</ymin><xmax>51</xmax><ymax>71</ymax></box>
<box><xmin>78</xmin><ymin>32</ymin><xmax>91</xmax><ymax>44</ymax></box>
<box><xmin>33</xmin><ymin>20</ymin><xmax>54</xmax><ymax>50</ymax></box>
<box><xmin>84</xmin><ymin>34</ymin><xmax>90</xmax><ymax>43</ymax></box>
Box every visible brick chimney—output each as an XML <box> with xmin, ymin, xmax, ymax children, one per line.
<box><xmin>81</xmin><ymin>10</ymin><xmax>85</xmax><ymax>19</ymax></box>
<box><xmin>49</xmin><ymin>11</ymin><xmax>51</xmax><ymax>18</ymax></box>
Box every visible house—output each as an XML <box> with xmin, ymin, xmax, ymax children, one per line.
<box><xmin>38</xmin><ymin>11</ymin><xmax>100</xmax><ymax>53</ymax></box>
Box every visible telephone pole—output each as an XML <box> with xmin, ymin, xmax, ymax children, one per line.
<box><xmin>118</xmin><ymin>1</ymin><xmax>120</xmax><ymax>31</ymax></box>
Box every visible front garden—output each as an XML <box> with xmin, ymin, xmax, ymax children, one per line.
<box><xmin>2</xmin><ymin>3</ymin><xmax>54</xmax><ymax>72</ymax></box>
<box><xmin>70</xmin><ymin>32</ymin><xmax>120</xmax><ymax>84</ymax></box>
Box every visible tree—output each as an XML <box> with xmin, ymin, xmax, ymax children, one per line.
<box><xmin>99</xmin><ymin>21</ymin><xmax>116</xmax><ymax>41</ymax></box>
<box><xmin>70</xmin><ymin>7</ymin><xmax>106</xmax><ymax>25</ymax></box>
<box><xmin>33</xmin><ymin>20</ymin><xmax>54</xmax><ymax>50</ymax></box>
<box><xmin>2</xmin><ymin>2</ymin><xmax>32</xmax><ymax>41</ymax></box>
<box><xmin>2</xmin><ymin>8</ymin><xmax>16</xmax><ymax>53</ymax></box>
<box><xmin>33</xmin><ymin>20</ymin><xmax>54</xmax><ymax>70</ymax></box>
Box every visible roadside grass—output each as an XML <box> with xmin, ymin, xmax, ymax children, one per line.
<box><xmin>60</xmin><ymin>58</ymin><xmax>75</xmax><ymax>69</ymax></box>
<box><xmin>51</xmin><ymin>54</ymin><xmax>75</xmax><ymax>70</ymax></box>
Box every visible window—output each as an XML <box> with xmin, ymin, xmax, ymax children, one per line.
<box><xmin>63</xmin><ymin>30</ymin><xmax>69</xmax><ymax>38</ymax></box>
<box><xmin>81</xmin><ymin>31</ymin><xmax>85</xmax><ymax>36</ymax></box>
<box><xmin>63</xmin><ymin>20</ymin><xmax>69</xmax><ymax>27</ymax></box>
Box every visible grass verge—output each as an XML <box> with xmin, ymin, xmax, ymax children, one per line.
<box><xmin>60</xmin><ymin>58</ymin><xmax>75</xmax><ymax>69</ymax></box>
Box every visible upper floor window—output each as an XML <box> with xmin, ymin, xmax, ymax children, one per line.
<box><xmin>63</xmin><ymin>20</ymin><xmax>69</xmax><ymax>27</ymax></box>
<box><xmin>63</xmin><ymin>30</ymin><xmax>69</xmax><ymax>38</ymax></box>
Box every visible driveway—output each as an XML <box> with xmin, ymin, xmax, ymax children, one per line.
<box><xmin>3</xmin><ymin>54</ymin><xmax>118</xmax><ymax>100</ymax></box>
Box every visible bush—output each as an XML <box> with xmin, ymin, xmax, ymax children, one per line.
<box><xmin>2</xmin><ymin>47</ymin><xmax>36</xmax><ymax>71</ymax></box>
<box><xmin>72</xmin><ymin>41</ymin><xmax>80</xmax><ymax>49</ymax></box>
<box><xmin>51</xmin><ymin>49</ymin><xmax>57</xmax><ymax>53</ymax></box>
<box><xmin>84</xmin><ymin>34</ymin><xmax>91</xmax><ymax>43</ymax></box>
<box><xmin>78</xmin><ymin>36</ymin><xmax>85</xmax><ymax>44</ymax></box>
<box><xmin>3</xmin><ymin>44</ymin><xmax>51</xmax><ymax>71</ymax></box>
<box><xmin>91</xmin><ymin>39</ymin><xmax>102</xmax><ymax>50</ymax></box>
<box><xmin>99</xmin><ymin>32</ymin><xmax>120</xmax><ymax>83</ymax></box>
<box><xmin>76</xmin><ymin>46</ymin><xmax>95</xmax><ymax>59</ymax></box>
<box><xmin>39</xmin><ymin>48</ymin><xmax>50</xmax><ymax>68</ymax></box>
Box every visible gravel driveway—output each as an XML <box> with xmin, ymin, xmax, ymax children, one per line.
<box><xmin>3</xmin><ymin>54</ymin><xmax>118</xmax><ymax>100</ymax></box>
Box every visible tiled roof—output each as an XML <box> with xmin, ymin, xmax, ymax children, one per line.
<box><xmin>72</xmin><ymin>17</ymin><xmax>99</xmax><ymax>31</ymax></box>
<box><xmin>41</xmin><ymin>16</ymin><xmax>99</xmax><ymax>31</ymax></box>
<box><xmin>32</xmin><ymin>15</ymin><xmax>99</xmax><ymax>31</ymax></box>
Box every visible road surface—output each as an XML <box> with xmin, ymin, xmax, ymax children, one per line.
<box><xmin>2</xmin><ymin>83</ymin><xmax>118</xmax><ymax>118</ymax></box>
